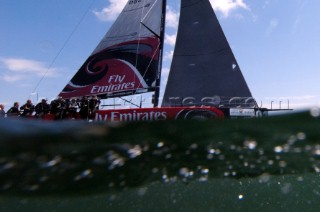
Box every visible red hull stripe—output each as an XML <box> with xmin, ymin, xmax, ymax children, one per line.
<box><xmin>95</xmin><ymin>107</ymin><xmax>224</xmax><ymax>122</ymax></box>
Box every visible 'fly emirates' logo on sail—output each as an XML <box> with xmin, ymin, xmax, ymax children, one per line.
<box><xmin>90</xmin><ymin>75</ymin><xmax>136</xmax><ymax>94</ymax></box>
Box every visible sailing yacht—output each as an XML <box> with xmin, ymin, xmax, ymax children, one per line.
<box><xmin>57</xmin><ymin>0</ymin><xmax>268</xmax><ymax>121</ymax></box>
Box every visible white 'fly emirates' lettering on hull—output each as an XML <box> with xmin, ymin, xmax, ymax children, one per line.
<box><xmin>95</xmin><ymin>110</ymin><xmax>167</xmax><ymax>122</ymax></box>
<box><xmin>93</xmin><ymin>107</ymin><xmax>224</xmax><ymax>122</ymax></box>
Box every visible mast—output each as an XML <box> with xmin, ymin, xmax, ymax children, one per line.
<box><xmin>153</xmin><ymin>0</ymin><xmax>167</xmax><ymax>107</ymax></box>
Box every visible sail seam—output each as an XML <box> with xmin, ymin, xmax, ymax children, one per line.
<box><xmin>181</xmin><ymin>0</ymin><xmax>203</xmax><ymax>8</ymax></box>
<box><xmin>173</xmin><ymin>48</ymin><xmax>233</xmax><ymax>56</ymax></box>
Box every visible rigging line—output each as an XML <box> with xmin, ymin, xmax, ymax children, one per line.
<box><xmin>143</xmin><ymin>42</ymin><xmax>160</xmax><ymax>79</ymax></box>
<box><xmin>135</xmin><ymin>41</ymin><xmax>161</xmax><ymax>90</ymax></box>
<box><xmin>134</xmin><ymin>0</ymin><xmax>147</xmax><ymax>68</ymax></box>
<box><xmin>119</xmin><ymin>97</ymin><xmax>141</xmax><ymax>108</ymax></box>
<box><xmin>133</xmin><ymin>0</ymin><xmax>149</xmax><ymax>89</ymax></box>
<box><xmin>141</xmin><ymin>0</ymin><xmax>159</xmax><ymax>32</ymax></box>
<box><xmin>136</xmin><ymin>0</ymin><xmax>161</xmax><ymax>88</ymax></box>
<box><xmin>140</xmin><ymin>22</ymin><xmax>160</xmax><ymax>38</ymax></box>
<box><xmin>30</xmin><ymin>0</ymin><xmax>97</xmax><ymax>97</ymax></box>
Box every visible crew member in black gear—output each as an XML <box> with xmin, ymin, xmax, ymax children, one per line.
<box><xmin>50</xmin><ymin>96</ymin><xmax>66</xmax><ymax>120</ymax></box>
<box><xmin>35</xmin><ymin>99</ymin><xmax>50</xmax><ymax>118</ymax></box>
<box><xmin>67</xmin><ymin>98</ymin><xmax>79</xmax><ymax>119</ymax></box>
<box><xmin>20</xmin><ymin>99</ymin><xmax>35</xmax><ymax>117</ymax></box>
<box><xmin>7</xmin><ymin>102</ymin><xmax>20</xmax><ymax>117</ymax></box>
<box><xmin>79</xmin><ymin>96</ymin><xmax>89</xmax><ymax>120</ymax></box>
<box><xmin>89</xmin><ymin>95</ymin><xmax>100</xmax><ymax>118</ymax></box>
<box><xmin>0</xmin><ymin>104</ymin><xmax>6</xmax><ymax>118</ymax></box>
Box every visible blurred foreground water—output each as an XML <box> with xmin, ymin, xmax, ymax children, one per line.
<box><xmin>1</xmin><ymin>109</ymin><xmax>320</xmax><ymax>211</ymax></box>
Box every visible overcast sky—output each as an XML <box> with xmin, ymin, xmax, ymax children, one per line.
<box><xmin>0</xmin><ymin>0</ymin><xmax>319</xmax><ymax>111</ymax></box>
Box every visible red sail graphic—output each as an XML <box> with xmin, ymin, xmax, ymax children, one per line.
<box><xmin>59</xmin><ymin>37</ymin><xmax>160</xmax><ymax>99</ymax></box>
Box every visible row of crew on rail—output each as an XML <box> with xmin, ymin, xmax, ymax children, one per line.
<box><xmin>0</xmin><ymin>96</ymin><xmax>101</xmax><ymax>120</ymax></box>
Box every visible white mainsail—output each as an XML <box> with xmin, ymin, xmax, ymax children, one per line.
<box><xmin>59</xmin><ymin>0</ymin><xmax>165</xmax><ymax>100</ymax></box>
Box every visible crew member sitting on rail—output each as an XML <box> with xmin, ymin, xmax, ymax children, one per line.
<box><xmin>20</xmin><ymin>99</ymin><xmax>35</xmax><ymax>117</ymax></box>
<box><xmin>7</xmin><ymin>102</ymin><xmax>20</xmax><ymax>117</ymax></box>
<box><xmin>50</xmin><ymin>96</ymin><xmax>66</xmax><ymax>120</ymax></box>
<box><xmin>67</xmin><ymin>98</ymin><xmax>79</xmax><ymax>119</ymax></box>
<box><xmin>0</xmin><ymin>104</ymin><xmax>5</xmax><ymax>118</ymax></box>
<box><xmin>35</xmin><ymin>99</ymin><xmax>50</xmax><ymax>118</ymax></box>
<box><xmin>79</xmin><ymin>96</ymin><xmax>89</xmax><ymax>120</ymax></box>
<box><xmin>89</xmin><ymin>95</ymin><xmax>100</xmax><ymax>118</ymax></box>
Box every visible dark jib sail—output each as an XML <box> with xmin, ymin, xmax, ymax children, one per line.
<box><xmin>162</xmin><ymin>0</ymin><xmax>255</xmax><ymax>108</ymax></box>
<box><xmin>59</xmin><ymin>0</ymin><xmax>164</xmax><ymax>100</ymax></box>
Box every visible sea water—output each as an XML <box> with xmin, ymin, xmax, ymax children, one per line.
<box><xmin>0</xmin><ymin>109</ymin><xmax>320</xmax><ymax>211</ymax></box>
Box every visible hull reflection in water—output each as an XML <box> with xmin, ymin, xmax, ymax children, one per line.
<box><xmin>0</xmin><ymin>110</ymin><xmax>320</xmax><ymax>211</ymax></box>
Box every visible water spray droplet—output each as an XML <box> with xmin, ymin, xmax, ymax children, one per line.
<box><xmin>310</xmin><ymin>107</ymin><xmax>320</xmax><ymax>117</ymax></box>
